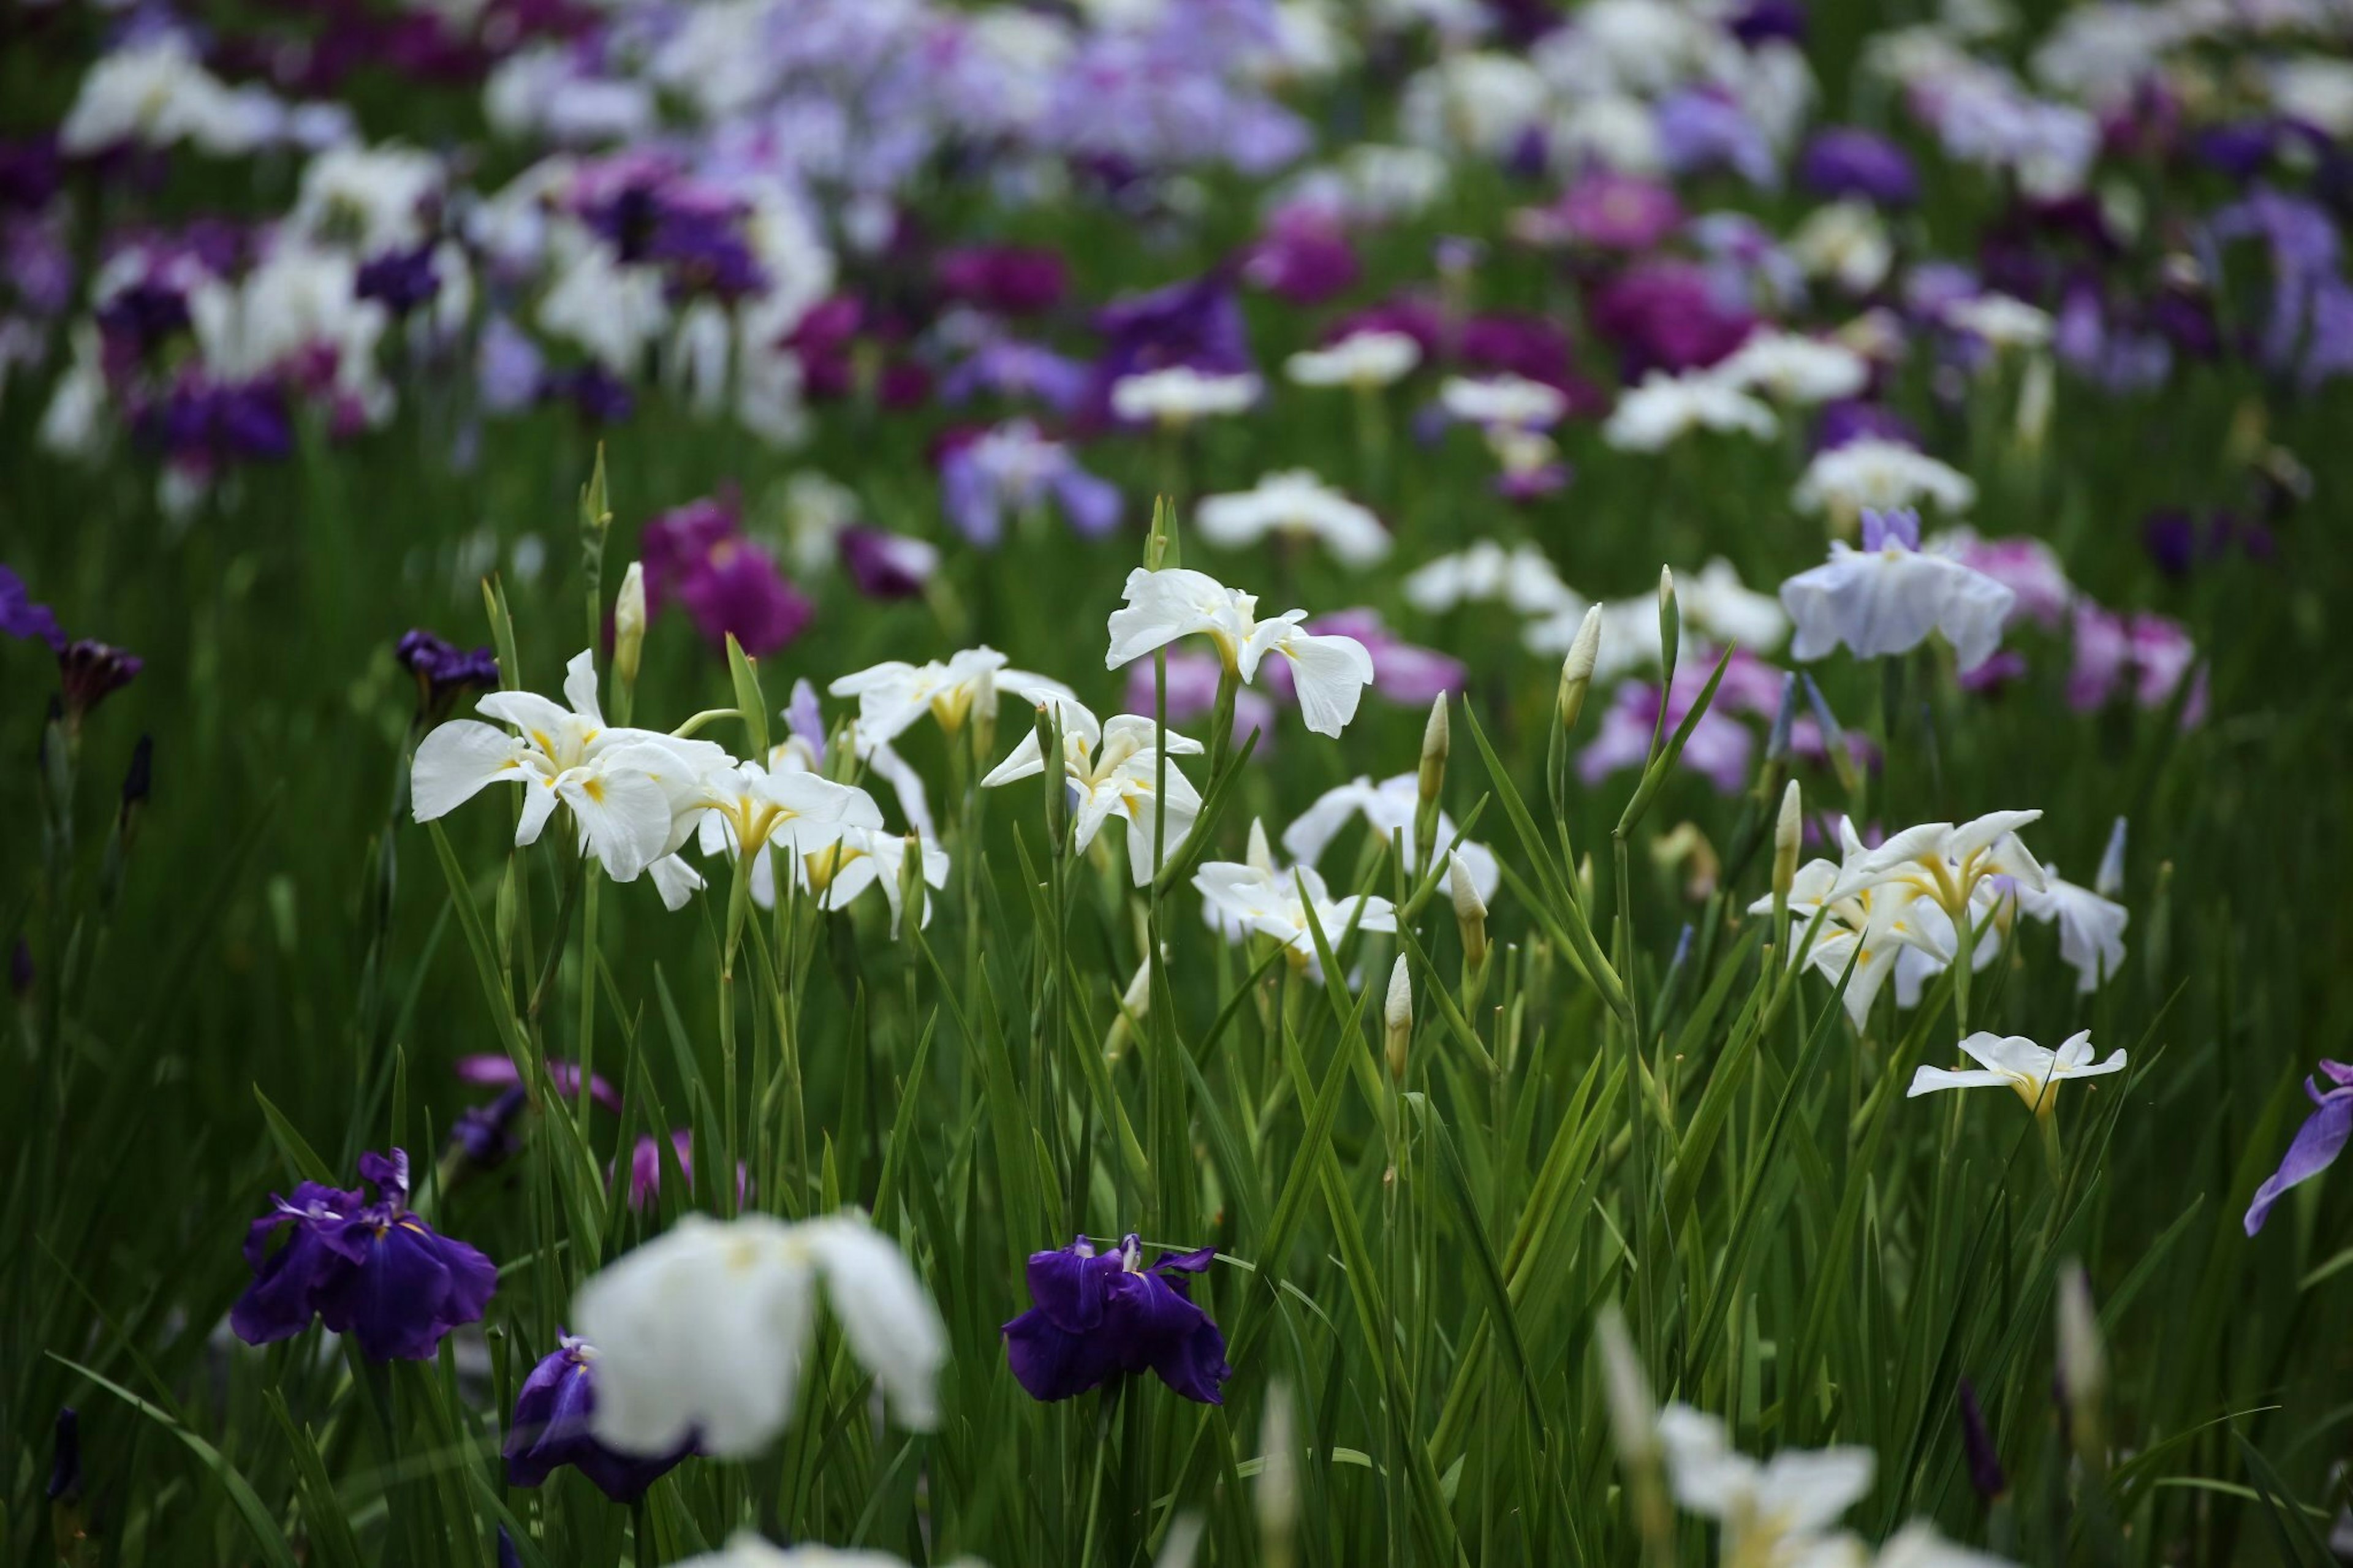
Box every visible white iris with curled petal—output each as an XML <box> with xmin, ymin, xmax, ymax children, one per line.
<box><xmin>1105</xmin><ymin>567</ymin><xmax>1375</xmax><ymax>738</ymax></box>
<box><xmin>1908</xmin><ymin>1029</ymin><xmax>2126</xmax><ymax>1115</ymax></box>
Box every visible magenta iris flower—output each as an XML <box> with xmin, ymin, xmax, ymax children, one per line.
<box><xmin>232</xmin><ymin>1149</ymin><xmax>495</xmax><ymax>1361</ymax></box>
<box><xmin>506</xmin><ymin>1334</ymin><xmax>694</xmax><ymax>1502</ymax></box>
<box><xmin>2244</xmin><ymin>1061</ymin><xmax>2353</xmax><ymax>1235</ymax></box>
<box><xmin>1003</xmin><ymin>1235</ymin><xmax>1231</xmax><ymax>1404</ymax></box>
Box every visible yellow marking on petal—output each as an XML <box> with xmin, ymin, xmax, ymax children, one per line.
<box><xmin>580</xmin><ymin>776</ymin><xmax>607</xmax><ymax>804</ymax></box>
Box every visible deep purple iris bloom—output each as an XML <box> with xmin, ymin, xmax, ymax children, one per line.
<box><xmin>449</xmin><ymin>1055</ymin><xmax>618</xmax><ymax>1167</ymax></box>
<box><xmin>1460</xmin><ymin>312</ymin><xmax>1604</xmax><ymax>414</ymax></box>
<box><xmin>2245</xmin><ymin>1061</ymin><xmax>2353</xmax><ymax>1235</ymax></box>
<box><xmin>1240</xmin><ymin>209</ymin><xmax>1360</xmax><ymax>306</ymax></box>
<box><xmin>1085</xmin><ymin>271</ymin><xmax>1252</xmax><ymax>424</ymax></box>
<box><xmin>2</xmin><ymin>564</ymin><xmax>64</xmax><ymax>651</ymax></box>
<box><xmin>395</xmin><ymin>630</ymin><xmax>499</xmax><ymax>719</ymax></box>
<box><xmin>545</xmin><ymin>364</ymin><xmax>635</xmax><ymax>425</ymax></box>
<box><xmin>506</xmin><ymin>1334</ymin><xmax>694</xmax><ymax>1501</ymax></box>
<box><xmin>1813</xmin><ymin>400</ymin><xmax>1915</xmax><ymax>453</ymax></box>
<box><xmin>232</xmin><ymin>1149</ymin><xmax>496</xmax><ymax>1361</ymax></box>
<box><xmin>356</xmin><ymin>245</ymin><xmax>443</xmax><ymax>316</ymax></box>
<box><xmin>58</xmin><ymin>640</ymin><xmax>143</xmax><ymax>722</ymax></box>
<box><xmin>1589</xmin><ymin>262</ymin><xmax>1754</xmax><ymax>377</ymax></box>
<box><xmin>1003</xmin><ymin>1235</ymin><xmax>1231</xmax><ymax>1404</ymax></box>
<box><xmin>1800</xmin><ymin>128</ymin><xmax>1919</xmax><ymax>206</ymax></box>
<box><xmin>1730</xmin><ymin>0</ymin><xmax>1806</xmax><ymax>43</ymax></box>
<box><xmin>640</xmin><ymin>497</ymin><xmax>813</xmax><ymax>658</ymax></box>
<box><xmin>936</xmin><ymin>245</ymin><xmax>1068</xmax><ymax>316</ymax></box>
<box><xmin>580</xmin><ymin>176</ymin><xmax>764</xmax><ymax>303</ymax></box>
<box><xmin>96</xmin><ymin>279</ymin><xmax>192</xmax><ymax>362</ymax></box>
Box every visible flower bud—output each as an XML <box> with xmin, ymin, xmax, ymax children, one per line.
<box><xmin>1382</xmin><ymin>956</ymin><xmax>1412</xmax><ymax>1084</ymax></box>
<box><xmin>2096</xmin><ymin>816</ymin><xmax>2126</xmax><ymax>900</ymax></box>
<box><xmin>2015</xmin><ymin>352</ymin><xmax>2054</xmax><ymax>450</ymax></box>
<box><xmin>1556</xmin><ymin>605</ymin><xmax>1602</xmax><ymax>732</ymax></box>
<box><xmin>895</xmin><ymin>833</ymin><xmax>927</xmax><ymax>939</ymax></box>
<box><xmin>1655</xmin><ymin>565</ymin><xmax>1680</xmax><ymax>683</ymax></box>
<box><xmin>1246</xmin><ymin>817</ymin><xmax>1275</xmax><ymax>875</ymax></box>
<box><xmin>613</xmin><ymin>561</ymin><xmax>646</xmax><ymax>689</ymax></box>
<box><xmin>1449</xmin><ymin>855</ymin><xmax>1488</xmax><ymax>971</ymax></box>
<box><xmin>1773</xmin><ymin>779</ymin><xmax>1803</xmax><ymax>901</ymax></box>
<box><xmin>1957</xmin><ymin>1377</ymin><xmax>2007</xmax><ymax>1502</ymax></box>
<box><xmin>1417</xmin><ymin>695</ymin><xmax>1449</xmax><ymax>808</ymax></box>
<box><xmin>2056</xmin><ymin>1262</ymin><xmax>2104</xmax><ymax>1412</ymax></box>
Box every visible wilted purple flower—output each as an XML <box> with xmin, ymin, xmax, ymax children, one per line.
<box><xmin>58</xmin><ymin>640</ymin><xmax>142</xmax><ymax>724</ymax></box>
<box><xmin>355</xmin><ymin>245</ymin><xmax>442</xmax><ymax>316</ymax></box>
<box><xmin>1002</xmin><ymin>1234</ymin><xmax>1231</xmax><ymax>1404</ymax></box>
<box><xmin>506</xmin><ymin>1334</ymin><xmax>694</xmax><ymax>1502</ymax></box>
<box><xmin>395</xmin><ymin>630</ymin><xmax>500</xmax><ymax>719</ymax></box>
<box><xmin>1800</xmin><ymin>128</ymin><xmax>1919</xmax><ymax>206</ymax></box>
<box><xmin>2</xmin><ymin>564</ymin><xmax>63</xmax><ymax>651</ymax></box>
<box><xmin>1590</xmin><ymin>262</ymin><xmax>1754</xmax><ymax>378</ymax></box>
<box><xmin>936</xmin><ymin>245</ymin><xmax>1067</xmax><ymax>316</ymax></box>
<box><xmin>838</xmin><ymin>526</ymin><xmax>938</xmax><ymax>600</ymax></box>
<box><xmin>232</xmin><ymin>1149</ymin><xmax>496</xmax><ymax>1361</ymax></box>
<box><xmin>1655</xmin><ymin>88</ymin><xmax>1777</xmax><ymax>189</ymax></box>
<box><xmin>2245</xmin><ymin>1061</ymin><xmax>2353</xmax><ymax>1235</ymax></box>
<box><xmin>1240</xmin><ymin>208</ymin><xmax>1359</xmax><ymax>306</ymax></box>
<box><xmin>938</xmin><ymin>421</ymin><xmax>1121</xmax><ymax>545</ymax></box>
<box><xmin>1958</xmin><ymin>1379</ymin><xmax>2007</xmax><ymax>1500</ymax></box>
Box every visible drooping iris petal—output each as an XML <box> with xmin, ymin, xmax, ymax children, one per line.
<box><xmin>2244</xmin><ymin>1077</ymin><xmax>2353</xmax><ymax>1235</ymax></box>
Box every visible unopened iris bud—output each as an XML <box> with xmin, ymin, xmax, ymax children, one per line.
<box><xmin>1104</xmin><ymin>953</ymin><xmax>1156</xmax><ymax>1063</ymax></box>
<box><xmin>1246</xmin><ymin>817</ymin><xmax>1275</xmax><ymax>875</ymax></box>
<box><xmin>1655</xmin><ymin>565</ymin><xmax>1680</xmax><ymax>683</ymax></box>
<box><xmin>1957</xmin><ymin>1377</ymin><xmax>2007</xmax><ymax>1502</ymax></box>
<box><xmin>613</xmin><ymin>561</ymin><xmax>646</xmax><ymax>689</ymax></box>
<box><xmin>2096</xmin><ymin>816</ymin><xmax>2126</xmax><ymax>900</ymax></box>
<box><xmin>1773</xmin><ymin>779</ymin><xmax>1802</xmax><ymax>901</ymax></box>
<box><xmin>1450</xmin><ymin>854</ymin><xmax>1488</xmax><ymax>971</ymax></box>
<box><xmin>896</xmin><ymin>833</ymin><xmax>927</xmax><ymax>938</ymax></box>
<box><xmin>1418</xmin><ymin>695</ymin><xmax>1449</xmax><ymax>808</ymax></box>
<box><xmin>1556</xmin><ymin>605</ymin><xmax>1602</xmax><ymax>732</ymax></box>
<box><xmin>1034</xmin><ymin>705</ymin><xmax>1067</xmax><ymax>845</ymax></box>
<box><xmin>1383</xmin><ymin>955</ymin><xmax>1412</xmax><ymax>1084</ymax></box>
<box><xmin>2055</xmin><ymin>1262</ymin><xmax>2105</xmax><ymax>1450</ymax></box>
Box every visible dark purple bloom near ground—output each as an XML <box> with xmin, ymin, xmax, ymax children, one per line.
<box><xmin>231</xmin><ymin>1149</ymin><xmax>495</xmax><ymax>1360</ymax></box>
<box><xmin>506</xmin><ymin>1335</ymin><xmax>693</xmax><ymax>1501</ymax></box>
<box><xmin>2245</xmin><ymin>1061</ymin><xmax>2353</xmax><ymax>1235</ymax></box>
<box><xmin>1003</xmin><ymin>1234</ymin><xmax>1230</xmax><ymax>1404</ymax></box>
<box><xmin>58</xmin><ymin>639</ymin><xmax>143</xmax><ymax>722</ymax></box>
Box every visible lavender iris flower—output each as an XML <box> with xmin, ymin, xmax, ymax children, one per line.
<box><xmin>232</xmin><ymin>1149</ymin><xmax>496</xmax><ymax>1361</ymax></box>
<box><xmin>939</xmin><ymin>339</ymin><xmax>1093</xmax><ymax>414</ymax></box>
<box><xmin>1800</xmin><ymin>128</ymin><xmax>1919</xmax><ymax>206</ymax></box>
<box><xmin>1655</xmin><ymin>88</ymin><xmax>1778</xmax><ymax>190</ymax></box>
<box><xmin>938</xmin><ymin>422</ymin><xmax>1121</xmax><ymax>545</ymax></box>
<box><xmin>2</xmin><ymin>564</ymin><xmax>64</xmax><ymax>650</ymax></box>
<box><xmin>782</xmin><ymin>678</ymin><xmax>828</xmax><ymax>766</ymax></box>
<box><xmin>1003</xmin><ymin>1234</ymin><xmax>1231</xmax><ymax>1404</ymax></box>
<box><xmin>506</xmin><ymin>1334</ymin><xmax>694</xmax><ymax>1502</ymax></box>
<box><xmin>2244</xmin><ymin>1061</ymin><xmax>2353</xmax><ymax>1235</ymax></box>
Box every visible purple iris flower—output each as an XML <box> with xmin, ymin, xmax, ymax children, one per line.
<box><xmin>232</xmin><ymin>1149</ymin><xmax>496</xmax><ymax>1361</ymax></box>
<box><xmin>449</xmin><ymin>1054</ymin><xmax>618</xmax><ymax>1167</ymax></box>
<box><xmin>1121</xmin><ymin>653</ymin><xmax>1275</xmax><ymax>752</ymax></box>
<box><xmin>1799</xmin><ymin>128</ymin><xmax>1919</xmax><ymax>206</ymax></box>
<box><xmin>1813</xmin><ymin>401</ymin><xmax>1917</xmax><ymax>453</ymax></box>
<box><xmin>938</xmin><ymin>422</ymin><xmax>1121</xmax><ymax>546</ymax></box>
<box><xmin>1590</xmin><ymin>262</ymin><xmax>1754</xmax><ymax>378</ymax></box>
<box><xmin>478</xmin><ymin>316</ymin><xmax>545</xmax><ymax>414</ymax></box>
<box><xmin>640</xmin><ymin>496</ymin><xmax>813</xmax><ymax>658</ymax></box>
<box><xmin>1085</xmin><ymin>271</ymin><xmax>1252</xmax><ymax>424</ymax></box>
<box><xmin>545</xmin><ymin>364</ymin><xmax>635</xmax><ymax>425</ymax></box>
<box><xmin>939</xmin><ymin>339</ymin><xmax>1093</xmax><ymax>414</ymax></box>
<box><xmin>1460</xmin><ymin>312</ymin><xmax>1604</xmax><ymax>414</ymax></box>
<box><xmin>936</xmin><ymin>245</ymin><xmax>1068</xmax><ymax>316</ymax></box>
<box><xmin>356</xmin><ymin>245</ymin><xmax>442</xmax><ymax>317</ymax></box>
<box><xmin>1655</xmin><ymin>88</ymin><xmax>1778</xmax><ymax>189</ymax></box>
<box><xmin>395</xmin><ymin>630</ymin><xmax>499</xmax><ymax>719</ymax></box>
<box><xmin>783</xmin><ymin>678</ymin><xmax>828</xmax><ymax>766</ymax></box>
<box><xmin>96</xmin><ymin>279</ymin><xmax>192</xmax><ymax>363</ymax></box>
<box><xmin>618</xmin><ymin>1129</ymin><xmax>748</xmax><ymax>1211</ymax></box>
<box><xmin>1002</xmin><ymin>1234</ymin><xmax>1231</xmax><ymax>1404</ymax></box>
<box><xmin>2067</xmin><ymin>604</ymin><xmax>2203</xmax><ymax>723</ymax></box>
<box><xmin>2245</xmin><ymin>1061</ymin><xmax>2353</xmax><ymax>1235</ymax></box>
<box><xmin>1240</xmin><ymin>209</ymin><xmax>1360</xmax><ymax>306</ymax></box>
<box><xmin>1730</xmin><ymin>0</ymin><xmax>1806</xmax><ymax>44</ymax></box>
<box><xmin>506</xmin><ymin>1334</ymin><xmax>694</xmax><ymax>1501</ymax></box>
<box><xmin>838</xmin><ymin>526</ymin><xmax>938</xmax><ymax>600</ymax></box>
<box><xmin>2</xmin><ymin>564</ymin><xmax>64</xmax><ymax>651</ymax></box>
<box><xmin>1552</xmin><ymin>172</ymin><xmax>1684</xmax><ymax>252</ymax></box>
<box><xmin>1582</xmin><ymin>648</ymin><xmax>1786</xmax><ymax>795</ymax></box>
<box><xmin>577</xmin><ymin>169</ymin><xmax>765</xmax><ymax>303</ymax></box>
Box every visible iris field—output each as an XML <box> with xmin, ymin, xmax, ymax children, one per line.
<box><xmin>4</xmin><ymin>1</ymin><xmax>2353</xmax><ymax>1564</ymax></box>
